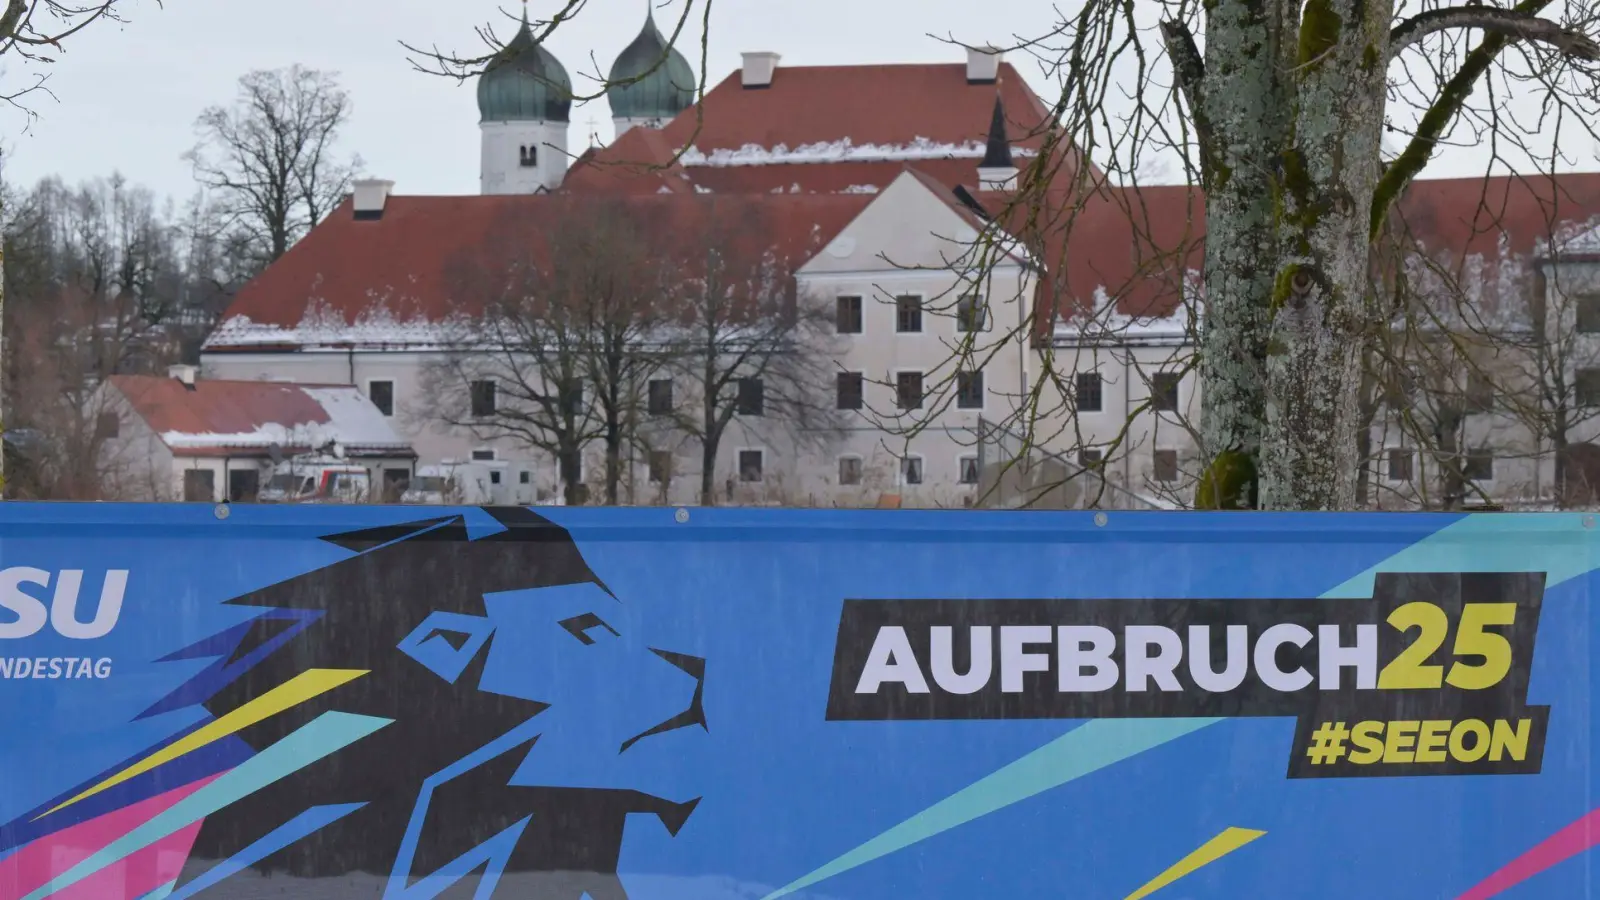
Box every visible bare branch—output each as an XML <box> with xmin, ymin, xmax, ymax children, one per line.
<box><xmin>1390</xmin><ymin>6</ymin><xmax>1600</xmax><ymax>62</ymax></box>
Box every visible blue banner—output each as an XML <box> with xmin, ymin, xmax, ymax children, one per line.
<box><xmin>0</xmin><ymin>504</ymin><xmax>1595</xmax><ymax>899</ymax></box>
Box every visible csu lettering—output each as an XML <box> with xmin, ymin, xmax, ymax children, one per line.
<box><xmin>0</xmin><ymin>568</ymin><xmax>128</xmax><ymax>640</ymax></box>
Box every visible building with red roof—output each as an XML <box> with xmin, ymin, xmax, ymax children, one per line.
<box><xmin>96</xmin><ymin>367</ymin><xmax>415</xmax><ymax>503</ymax></box>
<box><xmin>195</xmin><ymin>18</ymin><xmax>1600</xmax><ymax>509</ymax></box>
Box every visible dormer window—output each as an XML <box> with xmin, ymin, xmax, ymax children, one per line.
<box><xmin>519</xmin><ymin>145</ymin><xmax>538</xmax><ymax>167</ymax></box>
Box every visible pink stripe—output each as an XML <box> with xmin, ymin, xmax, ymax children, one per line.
<box><xmin>1457</xmin><ymin>808</ymin><xmax>1600</xmax><ymax>900</ymax></box>
<box><xmin>0</xmin><ymin>775</ymin><xmax>221</xmax><ymax>900</ymax></box>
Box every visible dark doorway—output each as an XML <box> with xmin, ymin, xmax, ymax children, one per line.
<box><xmin>228</xmin><ymin>468</ymin><xmax>261</xmax><ymax>503</ymax></box>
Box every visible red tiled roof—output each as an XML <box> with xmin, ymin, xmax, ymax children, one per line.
<box><xmin>208</xmin><ymin>192</ymin><xmax>873</xmax><ymax>343</ymax></box>
<box><xmin>564</xmin><ymin>62</ymin><xmax>1089</xmax><ymax>197</ymax></box>
<box><xmin>986</xmin><ymin>172</ymin><xmax>1600</xmax><ymax>333</ymax></box>
<box><xmin>109</xmin><ymin>375</ymin><xmax>412</xmax><ymax>457</ymax></box>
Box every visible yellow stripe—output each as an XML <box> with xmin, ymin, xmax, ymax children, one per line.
<box><xmin>35</xmin><ymin>668</ymin><xmax>367</xmax><ymax>819</ymax></box>
<box><xmin>1123</xmin><ymin>826</ymin><xmax>1266</xmax><ymax>900</ymax></box>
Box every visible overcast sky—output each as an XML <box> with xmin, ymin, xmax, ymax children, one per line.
<box><xmin>0</xmin><ymin>0</ymin><xmax>1583</xmax><ymax>203</ymax></box>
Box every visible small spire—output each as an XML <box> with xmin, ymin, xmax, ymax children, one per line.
<box><xmin>980</xmin><ymin>93</ymin><xmax>1013</xmax><ymax>169</ymax></box>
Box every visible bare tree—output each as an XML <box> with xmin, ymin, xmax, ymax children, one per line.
<box><xmin>656</xmin><ymin>199</ymin><xmax>843</xmax><ymax>506</ymax></box>
<box><xmin>418</xmin><ymin>201</ymin><xmax>666</xmax><ymax>506</ymax></box>
<box><xmin>187</xmin><ymin>65</ymin><xmax>362</xmax><ymax>270</ymax></box>
<box><xmin>0</xmin><ymin>1</ymin><xmax>156</xmax><ymax>115</ymax></box>
<box><xmin>0</xmin><ymin>1</ymin><xmax>162</xmax><ymax>493</ymax></box>
<box><xmin>561</xmin><ymin>197</ymin><xmax>667</xmax><ymax>504</ymax></box>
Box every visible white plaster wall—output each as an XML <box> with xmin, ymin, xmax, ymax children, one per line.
<box><xmin>481</xmin><ymin>121</ymin><xmax>569</xmax><ymax>194</ymax></box>
<box><xmin>1034</xmin><ymin>338</ymin><xmax>1201</xmax><ymax>504</ymax></box>
<box><xmin>794</xmin><ymin>171</ymin><xmax>1037</xmax><ymax>506</ymax></box>
<box><xmin>96</xmin><ymin>385</ymin><xmax>178</xmax><ymax>501</ymax></box>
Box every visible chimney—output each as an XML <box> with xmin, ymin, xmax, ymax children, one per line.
<box><xmin>741</xmin><ymin>52</ymin><xmax>781</xmax><ymax>89</ymax></box>
<box><xmin>168</xmin><ymin>364</ymin><xmax>198</xmax><ymax>386</ymax></box>
<box><xmin>966</xmin><ymin>45</ymin><xmax>1002</xmax><ymax>84</ymax></box>
<box><xmin>352</xmin><ymin>179</ymin><xmax>395</xmax><ymax>220</ymax></box>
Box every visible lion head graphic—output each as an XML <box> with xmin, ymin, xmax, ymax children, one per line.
<box><xmin>1</xmin><ymin>506</ymin><xmax>707</xmax><ymax>900</ymax></box>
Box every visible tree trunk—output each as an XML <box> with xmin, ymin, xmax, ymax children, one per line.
<box><xmin>1194</xmin><ymin>0</ymin><xmax>1292</xmax><ymax>510</ymax></box>
<box><xmin>1198</xmin><ymin>0</ymin><xmax>1391</xmax><ymax>511</ymax></box>
<box><xmin>1261</xmin><ymin>0</ymin><xmax>1389</xmax><ymax>510</ymax></box>
<box><xmin>0</xmin><ymin>208</ymin><xmax>7</xmax><ymax>500</ymax></box>
<box><xmin>559</xmin><ymin>444</ymin><xmax>584</xmax><ymax>506</ymax></box>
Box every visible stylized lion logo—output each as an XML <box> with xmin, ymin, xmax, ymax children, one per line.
<box><xmin>2</xmin><ymin>507</ymin><xmax>706</xmax><ymax>900</ymax></box>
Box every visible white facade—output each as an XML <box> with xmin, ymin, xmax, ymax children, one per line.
<box><xmin>201</xmin><ymin>172</ymin><xmax>1040</xmax><ymax>508</ymax></box>
<box><xmin>796</xmin><ymin>171</ymin><xmax>1036</xmax><ymax>508</ymax></box>
<box><xmin>481</xmin><ymin>121</ymin><xmax>569</xmax><ymax>195</ymax></box>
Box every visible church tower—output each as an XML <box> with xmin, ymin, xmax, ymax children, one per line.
<box><xmin>606</xmin><ymin>6</ymin><xmax>696</xmax><ymax>138</ymax></box>
<box><xmin>477</xmin><ymin>11</ymin><xmax>572</xmax><ymax>194</ymax></box>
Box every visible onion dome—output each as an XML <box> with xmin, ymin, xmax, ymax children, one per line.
<box><xmin>477</xmin><ymin>14</ymin><xmax>573</xmax><ymax>123</ymax></box>
<box><xmin>606</xmin><ymin>8</ymin><xmax>695</xmax><ymax>122</ymax></box>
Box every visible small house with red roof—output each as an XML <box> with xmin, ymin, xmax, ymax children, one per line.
<box><xmin>96</xmin><ymin>367</ymin><xmax>416</xmax><ymax>503</ymax></box>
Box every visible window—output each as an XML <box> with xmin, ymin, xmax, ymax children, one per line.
<box><xmin>519</xmin><ymin>144</ymin><xmax>538</xmax><ymax>167</ymax></box>
<box><xmin>1387</xmin><ymin>448</ymin><xmax>1414</xmax><ymax>482</ymax></box>
<box><xmin>1579</xmin><ymin>295</ymin><xmax>1600</xmax><ymax>333</ymax></box>
<box><xmin>183</xmin><ymin>469</ymin><xmax>215</xmax><ymax>503</ymax></box>
<box><xmin>470</xmin><ymin>380</ymin><xmax>496</xmax><ymax>417</ymax></box>
<box><xmin>559</xmin><ymin>381</ymin><xmax>584</xmax><ymax>418</ymax></box>
<box><xmin>381</xmin><ymin>468</ymin><xmax>409</xmax><ymax>501</ymax></box>
<box><xmin>228</xmin><ymin>469</ymin><xmax>261</xmax><ymax>503</ymax></box>
<box><xmin>896</xmin><ymin>371</ymin><xmax>924</xmax><ymax>410</ymax></box>
<box><xmin>490</xmin><ymin>470</ymin><xmax>502</xmax><ymax>485</ymax></box>
<box><xmin>1153</xmin><ymin>449</ymin><xmax>1179</xmax><ymax>483</ymax></box>
<box><xmin>1386</xmin><ymin>370</ymin><xmax>1417</xmax><ymax>407</ymax></box>
<box><xmin>1464</xmin><ymin>449</ymin><xmax>1495</xmax><ymax>482</ymax></box>
<box><xmin>957</xmin><ymin>294</ymin><xmax>986</xmax><ymax>333</ymax></box>
<box><xmin>896</xmin><ymin>295</ymin><xmax>923</xmax><ymax>333</ymax></box>
<box><xmin>839</xmin><ymin>456</ymin><xmax>863</xmax><ymax>486</ymax></box>
<box><xmin>737</xmin><ymin>378</ymin><xmax>765</xmax><ymax>416</ymax></box>
<box><xmin>519</xmin><ymin>470</ymin><xmax>531</xmax><ymax>484</ymax></box>
<box><xmin>836</xmin><ymin>371</ymin><xmax>864</xmax><ymax>410</ymax></box>
<box><xmin>1578</xmin><ymin>368</ymin><xmax>1600</xmax><ymax>407</ymax></box>
<box><xmin>956</xmin><ymin>371</ymin><xmax>984</xmax><ymax>409</ymax></box>
<box><xmin>471</xmin><ymin>449</ymin><xmax>497</xmax><ymax>461</ymax></box>
<box><xmin>648</xmin><ymin>450</ymin><xmax>672</xmax><ymax>484</ymax></box>
<box><xmin>1078</xmin><ymin>449</ymin><xmax>1104</xmax><ymax>471</ymax></box>
<box><xmin>900</xmin><ymin>455</ymin><xmax>924</xmax><ymax>486</ymax></box>
<box><xmin>1465</xmin><ymin>372</ymin><xmax>1494</xmax><ymax>414</ymax></box>
<box><xmin>368</xmin><ymin>380</ymin><xmax>394</xmax><ymax>417</ymax></box>
<box><xmin>836</xmin><ymin>295</ymin><xmax>863</xmax><ymax>334</ymax></box>
<box><xmin>959</xmin><ymin>455</ymin><xmax>979</xmax><ymax>485</ymax></box>
<box><xmin>1076</xmin><ymin>372</ymin><xmax>1103</xmax><ymax>413</ymax></box>
<box><xmin>648</xmin><ymin>378</ymin><xmax>674</xmax><ymax>416</ymax></box>
<box><xmin>738</xmin><ymin>449</ymin><xmax>764</xmax><ymax>482</ymax></box>
<box><xmin>97</xmin><ymin>412</ymin><xmax>119</xmax><ymax>439</ymax></box>
<box><xmin>1151</xmin><ymin>373</ymin><xmax>1181</xmax><ymax>412</ymax></box>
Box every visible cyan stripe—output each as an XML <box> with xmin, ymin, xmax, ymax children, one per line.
<box><xmin>1325</xmin><ymin>513</ymin><xmax>1600</xmax><ymax>598</ymax></box>
<box><xmin>22</xmin><ymin>712</ymin><xmax>390</xmax><ymax>900</ymax></box>
<box><xmin>760</xmin><ymin>717</ymin><xmax>1220</xmax><ymax>899</ymax></box>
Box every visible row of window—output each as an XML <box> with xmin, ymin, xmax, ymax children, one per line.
<box><xmin>395</xmin><ymin>369</ymin><xmax>1191</xmax><ymax>423</ymax></box>
<box><xmin>835</xmin><ymin>294</ymin><xmax>988</xmax><ymax>335</ymax></box>
<box><xmin>1382</xmin><ymin>448</ymin><xmax>1496</xmax><ymax>482</ymax></box>
<box><xmin>1072</xmin><ymin>371</ymin><xmax>1182</xmax><ymax>413</ymax></box>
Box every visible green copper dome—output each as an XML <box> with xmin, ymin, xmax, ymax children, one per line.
<box><xmin>477</xmin><ymin>16</ymin><xmax>572</xmax><ymax>123</ymax></box>
<box><xmin>606</xmin><ymin>10</ymin><xmax>695</xmax><ymax>122</ymax></box>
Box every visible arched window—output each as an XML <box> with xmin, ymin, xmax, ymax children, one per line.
<box><xmin>519</xmin><ymin>144</ymin><xmax>538</xmax><ymax>167</ymax></box>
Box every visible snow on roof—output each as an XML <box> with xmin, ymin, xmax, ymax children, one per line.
<box><xmin>678</xmin><ymin>137</ymin><xmax>1039</xmax><ymax>168</ymax></box>
<box><xmin>1052</xmin><ymin>275</ymin><xmax>1204</xmax><ymax>347</ymax></box>
<box><xmin>1535</xmin><ymin>214</ymin><xmax>1600</xmax><ymax>257</ymax></box>
<box><xmin>109</xmin><ymin>375</ymin><xmax>413</xmax><ymax>457</ymax></box>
